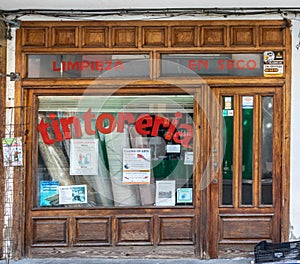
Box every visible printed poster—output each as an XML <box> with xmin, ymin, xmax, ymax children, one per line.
<box><xmin>123</xmin><ymin>148</ymin><xmax>151</xmax><ymax>184</ymax></box>
<box><xmin>70</xmin><ymin>139</ymin><xmax>98</xmax><ymax>175</ymax></box>
<box><xmin>2</xmin><ymin>137</ymin><xmax>23</xmax><ymax>166</ymax></box>
<box><xmin>263</xmin><ymin>51</ymin><xmax>284</xmax><ymax>77</ymax></box>
<box><xmin>40</xmin><ymin>181</ymin><xmax>59</xmax><ymax>207</ymax></box>
<box><xmin>58</xmin><ymin>185</ymin><xmax>87</xmax><ymax>204</ymax></box>
<box><xmin>155</xmin><ymin>180</ymin><xmax>176</xmax><ymax>206</ymax></box>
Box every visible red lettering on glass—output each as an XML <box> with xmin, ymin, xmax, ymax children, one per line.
<box><xmin>67</xmin><ymin>61</ymin><xmax>79</xmax><ymax>71</ymax></box>
<box><xmin>82</xmin><ymin>108</ymin><xmax>96</xmax><ymax>135</ymax></box>
<box><xmin>114</xmin><ymin>60</ymin><xmax>125</xmax><ymax>70</ymax></box>
<box><xmin>151</xmin><ymin>116</ymin><xmax>170</xmax><ymax>137</ymax></box>
<box><xmin>60</xmin><ymin>116</ymin><xmax>75</xmax><ymax>139</ymax></box>
<box><xmin>247</xmin><ymin>60</ymin><xmax>256</xmax><ymax>70</ymax></box>
<box><xmin>165</xmin><ymin>111</ymin><xmax>182</xmax><ymax>140</ymax></box>
<box><xmin>105</xmin><ymin>60</ymin><xmax>112</xmax><ymax>70</ymax></box>
<box><xmin>38</xmin><ymin>109</ymin><xmax>193</xmax><ymax>149</ymax></box>
<box><xmin>117</xmin><ymin>112</ymin><xmax>135</xmax><ymax>132</ymax></box>
<box><xmin>189</xmin><ymin>59</ymin><xmax>257</xmax><ymax>72</ymax></box>
<box><xmin>52</xmin><ymin>62</ymin><xmax>61</xmax><ymax>72</ymax></box>
<box><xmin>37</xmin><ymin>119</ymin><xmax>56</xmax><ymax>145</ymax></box>
<box><xmin>96</xmin><ymin>113</ymin><xmax>116</xmax><ymax>134</ymax></box>
<box><xmin>49</xmin><ymin>113</ymin><xmax>64</xmax><ymax>142</ymax></box>
<box><xmin>135</xmin><ymin>114</ymin><xmax>153</xmax><ymax>135</ymax></box>
<box><xmin>188</xmin><ymin>60</ymin><xmax>196</xmax><ymax>71</ymax></box>
<box><xmin>52</xmin><ymin>60</ymin><xmax>125</xmax><ymax>72</ymax></box>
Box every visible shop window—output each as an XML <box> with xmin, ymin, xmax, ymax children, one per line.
<box><xmin>161</xmin><ymin>53</ymin><xmax>263</xmax><ymax>77</ymax></box>
<box><xmin>36</xmin><ymin>95</ymin><xmax>194</xmax><ymax>208</ymax></box>
<box><xmin>27</xmin><ymin>54</ymin><xmax>150</xmax><ymax>78</ymax></box>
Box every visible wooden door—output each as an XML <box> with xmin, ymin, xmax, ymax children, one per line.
<box><xmin>209</xmin><ymin>87</ymin><xmax>282</xmax><ymax>258</ymax></box>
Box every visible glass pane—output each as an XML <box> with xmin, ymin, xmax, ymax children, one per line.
<box><xmin>241</xmin><ymin>96</ymin><xmax>254</xmax><ymax>205</ymax></box>
<box><xmin>161</xmin><ymin>54</ymin><xmax>263</xmax><ymax>77</ymax></box>
<box><xmin>222</xmin><ymin>96</ymin><xmax>234</xmax><ymax>205</ymax></box>
<box><xmin>36</xmin><ymin>95</ymin><xmax>194</xmax><ymax>208</ymax></box>
<box><xmin>261</xmin><ymin>97</ymin><xmax>273</xmax><ymax>205</ymax></box>
<box><xmin>28</xmin><ymin>54</ymin><xmax>150</xmax><ymax>78</ymax></box>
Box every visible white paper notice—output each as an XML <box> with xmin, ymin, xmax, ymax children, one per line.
<box><xmin>70</xmin><ymin>139</ymin><xmax>98</xmax><ymax>175</ymax></box>
<box><xmin>156</xmin><ymin>180</ymin><xmax>176</xmax><ymax>206</ymax></box>
<box><xmin>184</xmin><ymin>151</ymin><xmax>193</xmax><ymax>165</ymax></box>
<box><xmin>166</xmin><ymin>144</ymin><xmax>181</xmax><ymax>153</ymax></box>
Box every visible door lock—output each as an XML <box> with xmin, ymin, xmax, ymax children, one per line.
<box><xmin>212</xmin><ymin>178</ymin><xmax>219</xmax><ymax>184</ymax></box>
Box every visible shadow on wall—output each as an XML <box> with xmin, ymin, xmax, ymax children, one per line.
<box><xmin>290</xmin><ymin>224</ymin><xmax>300</xmax><ymax>240</ymax></box>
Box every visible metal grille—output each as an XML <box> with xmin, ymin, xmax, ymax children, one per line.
<box><xmin>1</xmin><ymin>106</ymin><xmax>31</xmax><ymax>262</ymax></box>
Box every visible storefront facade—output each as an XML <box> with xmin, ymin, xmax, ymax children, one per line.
<box><xmin>5</xmin><ymin>19</ymin><xmax>291</xmax><ymax>259</ymax></box>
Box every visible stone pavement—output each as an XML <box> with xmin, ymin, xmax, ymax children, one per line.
<box><xmin>0</xmin><ymin>258</ymin><xmax>254</xmax><ymax>264</ymax></box>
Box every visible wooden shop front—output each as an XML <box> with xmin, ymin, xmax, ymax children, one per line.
<box><xmin>15</xmin><ymin>19</ymin><xmax>290</xmax><ymax>259</ymax></box>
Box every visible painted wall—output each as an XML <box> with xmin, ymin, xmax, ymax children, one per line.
<box><xmin>290</xmin><ymin>18</ymin><xmax>300</xmax><ymax>240</ymax></box>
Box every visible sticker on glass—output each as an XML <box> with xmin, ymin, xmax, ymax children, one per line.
<box><xmin>242</xmin><ymin>96</ymin><xmax>254</xmax><ymax>109</ymax></box>
<box><xmin>263</xmin><ymin>51</ymin><xmax>284</xmax><ymax>77</ymax></box>
<box><xmin>223</xmin><ymin>110</ymin><xmax>234</xmax><ymax>116</ymax></box>
<box><xmin>224</xmin><ymin>97</ymin><xmax>232</xmax><ymax>110</ymax></box>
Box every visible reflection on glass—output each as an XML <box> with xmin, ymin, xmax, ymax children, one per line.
<box><xmin>28</xmin><ymin>54</ymin><xmax>150</xmax><ymax>78</ymax></box>
<box><xmin>241</xmin><ymin>96</ymin><xmax>253</xmax><ymax>205</ymax></box>
<box><xmin>36</xmin><ymin>95</ymin><xmax>194</xmax><ymax>208</ymax></box>
<box><xmin>161</xmin><ymin>53</ymin><xmax>263</xmax><ymax>77</ymax></box>
<box><xmin>222</xmin><ymin>96</ymin><xmax>234</xmax><ymax>205</ymax></box>
<box><xmin>261</xmin><ymin>97</ymin><xmax>273</xmax><ymax>205</ymax></box>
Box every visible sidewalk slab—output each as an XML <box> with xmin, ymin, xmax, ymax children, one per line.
<box><xmin>0</xmin><ymin>258</ymin><xmax>253</xmax><ymax>264</ymax></box>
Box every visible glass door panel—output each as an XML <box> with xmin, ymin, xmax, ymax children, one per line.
<box><xmin>261</xmin><ymin>96</ymin><xmax>274</xmax><ymax>205</ymax></box>
<box><xmin>241</xmin><ymin>96</ymin><xmax>254</xmax><ymax>205</ymax></box>
<box><xmin>220</xmin><ymin>93</ymin><xmax>276</xmax><ymax>208</ymax></box>
<box><xmin>222</xmin><ymin>96</ymin><xmax>234</xmax><ymax>206</ymax></box>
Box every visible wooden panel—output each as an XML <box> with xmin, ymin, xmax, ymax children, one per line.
<box><xmin>219</xmin><ymin>215</ymin><xmax>273</xmax><ymax>241</ymax></box>
<box><xmin>260</xmin><ymin>26</ymin><xmax>284</xmax><ymax>46</ymax></box>
<box><xmin>219</xmin><ymin>243</ymin><xmax>256</xmax><ymax>258</ymax></box>
<box><xmin>112</xmin><ymin>27</ymin><xmax>137</xmax><ymax>47</ymax></box>
<box><xmin>32</xmin><ymin>218</ymin><xmax>68</xmax><ymax>245</ymax></box>
<box><xmin>159</xmin><ymin>216</ymin><xmax>194</xmax><ymax>244</ymax></box>
<box><xmin>116</xmin><ymin>217</ymin><xmax>153</xmax><ymax>245</ymax></box>
<box><xmin>171</xmin><ymin>27</ymin><xmax>196</xmax><ymax>47</ymax></box>
<box><xmin>231</xmin><ymin>27</ymin><xmax>255</xmax><ymax>46</ymax></box>
<box><xmin>31</xmin><ymin>245</ymin><xmax>196</xmax><ymax>258</ymax></box>
<box><xmin>201</xmin><ymin>26</ymin><xmax>226</xmax><ymax>46</ymax></box>
<box><xmin>74</xmin><ymin>217</ymin><xmax>111</xmax><ymax>245</ymax></box>
<box><xmin>81</xmin><ymin>27</ymin><xmax>108</xmax><ymax>48</ymax></box>
<box><xmin>143</xmin><ymin>27</ymin><xmax>167</xmax><ymax>47</ymax></box>
<box><xmin>52</xmin><ymin>27</ymin><xmax>78</xmax><ymax>47</ymax></box>
<box><xmin>22</xmin><ymin>27</ymin><xmax>48</xmax><ymax>47</ymax></box>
